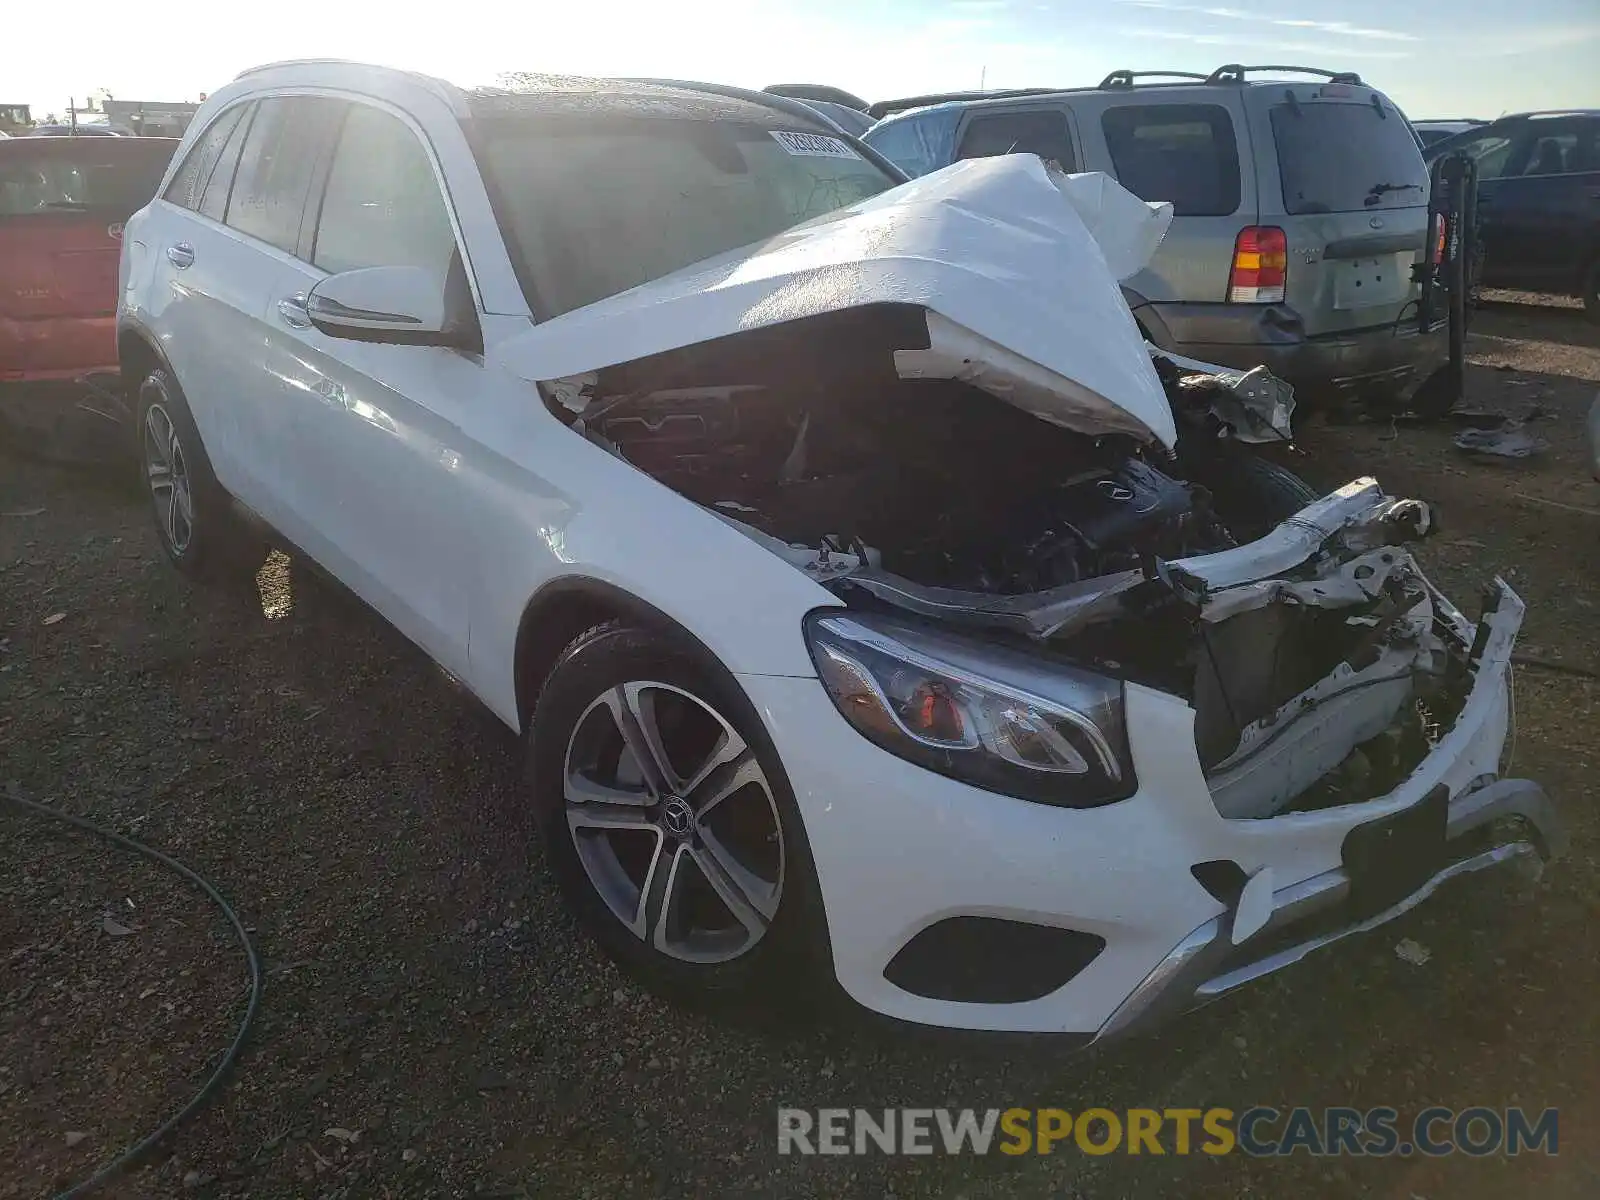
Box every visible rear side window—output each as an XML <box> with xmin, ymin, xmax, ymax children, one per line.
<box><xmin>163</xmin><ymin>105</ymin><xmax>246</xmax><ymax>211</ymax></box>
<box><xmin>1</xmin><ymin>143</ymin><xmax>174</xmax><ymax>218</ymax></box>
<box><xmin>312</xmin><ymin>104</ymin><xmax>458</xmax><ymax>279</ymax></box>
<box><xmin>226</xmin><ymin>97</ymin><xmax>339</xmax><ymax>254</ymax></box>
<box><xmin>862</xmin><ymin>109</ymin><xmax>962</xmax><ymax>178</ymax></box>
<box><xmin>957</xmin><ymin>110</ymin><xmax>1076</xmax><ymax>172</ymax></box>
<box><xmin>1446</xmin><ymin>131</ymin><xmax>1517</xmax><ymax>181</ymax></box>
<box><xmin>1270</xmin><ymin>100</ymin><xmax>1429</xmax><ymax>214</ymax></box>
<box><xmin>1101</xmin><ymin>104</ymin><xmax>1240</xmax><ymax>216</ymax></box>
<box><xmin>199</xmin><ymin>103</ymin><xmax>255</xmax><ymax>221</ymax></box>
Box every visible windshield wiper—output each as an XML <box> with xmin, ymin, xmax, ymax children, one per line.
<box><xmin>1364</xmin><ymin>182</ymin><xmax>1422</xmax><ymax>206</ymax></box>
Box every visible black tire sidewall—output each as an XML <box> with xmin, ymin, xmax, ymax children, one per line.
<box><xmin>1184</xmin><ymin>447</ymin><xmax>1320</xmax><ymax>539</ymax></box>
<box><xmin>134</xmin><ymin>368</ymin><xmax>225</xmax><ymax>574</ymax></box>
<box><xmin>527</xmin><ymin>622</ymin><xmax>832</xmax><ymax>1011</ymax></box>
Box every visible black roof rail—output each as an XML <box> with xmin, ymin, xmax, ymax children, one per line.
<box><xmin>763</xmin><ymin>84</ymin><xmax>870</xmax><ymax>112</ymax></box>
<box><xmin>869</xmin><ymin>88</ymin><xmax>1059</xmax><ymax>120</ymax></box>
<box><xmin>1206</xmin><ymin>63</ymin><xmax>1363</xmax><ymax>86</ymax></box>
<box><xmin>1098</xmin><ymin>69</ymin><xmax>1208</xmax><ymax>89</ymax></box>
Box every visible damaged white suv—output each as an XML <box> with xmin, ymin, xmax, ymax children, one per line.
<box><xmin>119</xmin><ymin>62</ymin><xmax>1561</xmax><ymax>1039</ymax></box>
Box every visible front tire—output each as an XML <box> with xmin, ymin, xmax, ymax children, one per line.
<box><xmin>528</xmin><ymin>622</ymin><xmax>828</xmax><ymax>1011</ymax></box>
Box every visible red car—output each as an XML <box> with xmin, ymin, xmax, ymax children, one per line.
<box><xmin>1</xmin><ymin>135</ymin><xmax>175</xmax><ymax>452</ymax></box>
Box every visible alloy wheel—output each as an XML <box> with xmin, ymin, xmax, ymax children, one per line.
<box><xmin>562</xmin><ymin>680</ymin><xmax>784</xmax><ymax>964</ymax></box>
<box><xmin>141</xmin><ymin>390</ymin><xmax>194</xmax><ymax>556</ymax></box>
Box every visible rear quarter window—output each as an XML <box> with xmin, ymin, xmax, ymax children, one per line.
<box><xmin>1101</xmin><ymin>103</ymin><xmax>1241</xmax><ymax>216</ymax></box>
<box><xmin>1271</xmin><ymin>99</ymin><xmax>1429</xmax><ymax>214</ymax></box>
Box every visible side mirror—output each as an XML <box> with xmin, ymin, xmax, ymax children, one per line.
<box><xmin>306</xmin><ymin>265</ymin><xmax>459</xmax><ymax>347</ymax></box>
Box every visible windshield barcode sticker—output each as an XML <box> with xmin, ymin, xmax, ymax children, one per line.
<box><xmin>769</xmin><ymin>130</ymin><xmax>860</xmax><ymax>160</ymax></box>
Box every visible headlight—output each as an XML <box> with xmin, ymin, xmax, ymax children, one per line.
<box><xmin>804</xmin><ymin>611</ymin><xmax>1134</xmax><ymax>807</ymax></box>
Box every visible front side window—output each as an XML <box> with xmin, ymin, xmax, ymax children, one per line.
<box><xmin>957</xmin><ymin>110</ymin><xmax>1076</xmax><ymax>173</ymax></box>
<box><xmin>163</xmin><ymin>104</ymin><xmax>246</xmax><ymax>211</ymax></box>
<box><xmin>478</xmin><ymin>117</ymin><xmax>898</xmax><ymax>317</ymax></box>
<box><xmin>862</xmin><ymin>109</ymin><xmax>962</xmax><ymax>178</ymax></box>
<box><xmin>312</xmin><ymin>105</ymin><xmax>457</xmax><ymax>280</ymax></box>
<box><xmin>226</xmin><ymin>96</ymin><xmax>338</xmax><ymax>254</ymax></box>
<box><xmin>1102</xmin><ymin>103</ymin><xmax>1241</xmax><ymax>216</ymax></box>
<box><xmin>1447</xmin><ymin>132</ymin><xmax>1517</xmax><ymax>181</ymax></box>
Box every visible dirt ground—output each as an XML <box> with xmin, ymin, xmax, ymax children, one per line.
<box><xmin>2</xmin><ymin>297</ymin><xmax>1597</xmax><ymax>1199</ymax></box>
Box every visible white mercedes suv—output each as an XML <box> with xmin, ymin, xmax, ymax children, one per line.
<box><xmin>117</xmin><ymin>60</ymin><xmax>1560</xmax><ymax>1040</ymax></box>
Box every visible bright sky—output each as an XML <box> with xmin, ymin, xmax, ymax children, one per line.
<box><xmin>7</xmin><ymin>0</ymin><xmax>1599</xmax><ymax>121</ymax></box>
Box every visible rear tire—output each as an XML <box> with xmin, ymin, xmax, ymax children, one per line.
<box><xmin>527</xmin><ymin>621</ymin><xmax>831</xmax><ymax>1014</ymax></box>
<box><xmin>1583</xmin><ymin>260</ymin><xmax>1600</xmax><ymax>326</ymax></box>
<box><xmin>134</xmin><ymin>368</ymin><xmax>261</xmax><ymax>579</ymax></box>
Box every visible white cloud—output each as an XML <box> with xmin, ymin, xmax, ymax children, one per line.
<box><xmin>1121</xmin><ymin>1</ymin><xmax>1417</xmax><ymax>42</ymax></box>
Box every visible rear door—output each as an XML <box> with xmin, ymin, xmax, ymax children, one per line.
<box><xmin>0</xmin><ymin>138</ymin><xmax>173</xmax><ymax>378</ymax></box>
<box><xmin>1256</xmin><ymin>86</ymin><xmax>1432</xmax><ymax>337</ymax></box>
<box><xmin>1075</xmin><ymin>96</ymin><xmax>1252</xmax><ymax>305</ymax></box>
<box><xmin>138</xmin><ymin>99</ymin><xmax>279</xmax><ymax>488</ymax></box>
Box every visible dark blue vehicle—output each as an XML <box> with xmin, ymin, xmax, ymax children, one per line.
<box><xmin>1427</xmin><ymin>110</ymin><xmax>1600</xmax><ymax>321</ymax></box>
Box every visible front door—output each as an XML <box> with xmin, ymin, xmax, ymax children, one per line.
<box><xmin>252</xmin><ymin>99</ymin><xmax>487</xmax><ymax>677</ymax></box>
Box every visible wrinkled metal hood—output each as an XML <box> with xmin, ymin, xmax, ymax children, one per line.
<box><xmin>499</xmin><ymin>156</ymin><xmax>1180</xmax><ymax>447</ymax></box>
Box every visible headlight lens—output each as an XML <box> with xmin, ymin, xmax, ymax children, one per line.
<box><xmin>804</xmin><ymin>611</ymin><xmax>1134</xmax><ymax>807</ymax></box>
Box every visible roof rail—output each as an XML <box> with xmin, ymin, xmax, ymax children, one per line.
<box><xmin>763</xmin><ymin>84</ymin><xmax>871</xmax><ymax>112</ymax></box>
<box><xmin>869</xmin><ymin>88</ymin><xmax>1058</xmax><ymax>120</ymax></box>
<box><xmin>1511</xmin><ymin>108</ymin><xmax>1600</xmax><ymax>119</ymax></box>
<box><xmin>1206</xmin><ymin>64</ymin><xmax>1363</xmax><ymax>85</ymax></box>
<box><xmin>1098</xmin><ymin>70</ymin><xmax>1208</xmax><ymax>90</ymax></box>
<box><xmin>234</xmin><ymin>57</ymin><xmax>385</xmax><ymax>80</ymax></box>
<box><xmin>618</xmin><ymin>77</ymin><xmax>870</xmax><ymax>135</ymax></box>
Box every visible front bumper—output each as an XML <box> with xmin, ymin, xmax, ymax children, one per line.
<box><xmin>742</xmin><ymin>575</ymin><xmax>1559</xmax><ymax>1036</ymax></box>
<box><xmin>1135</xmin><ymin>300</ymin><xmax>1448</xmax><ymax>401</ymax></box>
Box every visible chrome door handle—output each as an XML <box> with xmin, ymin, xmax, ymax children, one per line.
<box><xmin>166</xmin><ymin>243</ymin><xmax>194</xmax><ymax>269</ymax></box>
<box><xmin>277</xmin><ymin>295</ymin><xmax>312</xmax><ymax>329</ymax></box>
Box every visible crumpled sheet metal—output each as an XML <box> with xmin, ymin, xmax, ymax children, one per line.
<box><xmin>1154</xmin><ymin>348</ymin><xmax>1297</xmax><ymax>444</ymax></box>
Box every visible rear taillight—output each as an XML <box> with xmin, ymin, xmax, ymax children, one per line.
<box><xmin>1432</xmin><ymin>214</ymin><xmax>1446</xmax><ymax>265</ymax></box>
<box><xmin>1227</xmin><ymin>226</ymin><xmax>1287</xmax><ymax>304</ymax></box>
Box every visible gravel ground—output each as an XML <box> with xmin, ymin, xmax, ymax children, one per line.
<box><xmin>2</xmin><ymin>298</ymin><xmax>1597</xmax><ymax>1199</ymax></box>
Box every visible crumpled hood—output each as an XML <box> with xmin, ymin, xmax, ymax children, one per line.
<box><xmin>498</xmin><ymin>155</ymin><xmax>1180</xmax><ymax>446</ymax></box>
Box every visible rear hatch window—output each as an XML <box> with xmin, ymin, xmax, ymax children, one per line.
<box><xmin>1270</xmin><ymin>99</ymin><xmax>1429</xmax><ymax>214</ymax></box>
<box><xmin>0</xmin><ymin>142</ymin><xmax>172</xmax><ymax>220</ymax></box>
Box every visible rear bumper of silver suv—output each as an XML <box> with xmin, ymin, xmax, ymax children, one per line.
<box><xmin>1134</xmin><ymin>300</ymin><xmax>1449</xmax><ymax>401</ymax></box>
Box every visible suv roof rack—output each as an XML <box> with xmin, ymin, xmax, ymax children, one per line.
<box><xmin>1097</xmin><ymin>69</ymin><xmax>1208</xmax><ymax>89</ymax></box>
<box><xmin>1206</xmin><ymin>64</ymin><xmax>1363</xmax><ymax>85</ymax></box>
<box><xmin>869</xmin><ymin>88</ymin><xmax>1058</xmax><ymax>120</ymax></box>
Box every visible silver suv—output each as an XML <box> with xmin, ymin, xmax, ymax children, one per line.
<box><xmin>863</xmin><ymin>65</ymin><xmax>1447</xmax><ymax>405</ymax></box>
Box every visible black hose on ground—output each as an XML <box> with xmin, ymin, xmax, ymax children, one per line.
<box><xmin>1513</xmin><ymin>653</ymin><xmax>1600</xmax><ymax>682</ymax></box>
<box><xmin>2</xmin><ymin>790</ymin><xmax>263</xmax><ymax>1199</ymax></box>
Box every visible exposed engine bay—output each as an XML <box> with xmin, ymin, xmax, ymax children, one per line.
<box><xmin>548</xmin><ymin>310</ymin><xmax>1472</xmax><ymax>820</ymax></box>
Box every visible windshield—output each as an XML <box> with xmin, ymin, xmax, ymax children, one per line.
<box><xmin>478</xmin><ymin>117</ymin><xmax>898</xmax><ymax>317</ymax></box>
<box><xmin>0</xmin><ymin>143</ymin><xmax>172</xmax><ymax>219</ymax></box>
<box><xmin>1270</xmin><ymin>101</ymin><xmax>1430</xmax><ymax>214</ymax></box>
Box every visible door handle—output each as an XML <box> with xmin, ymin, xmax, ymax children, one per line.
<box><xmin>166</xmin><ymin>243</ymin><xmax>194</xmax><ymax>269</ymax></box>
<box><xmin>276</xmin><ymin>294</ymin><xmax>312</xmax><ymax>329</ymax></box>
